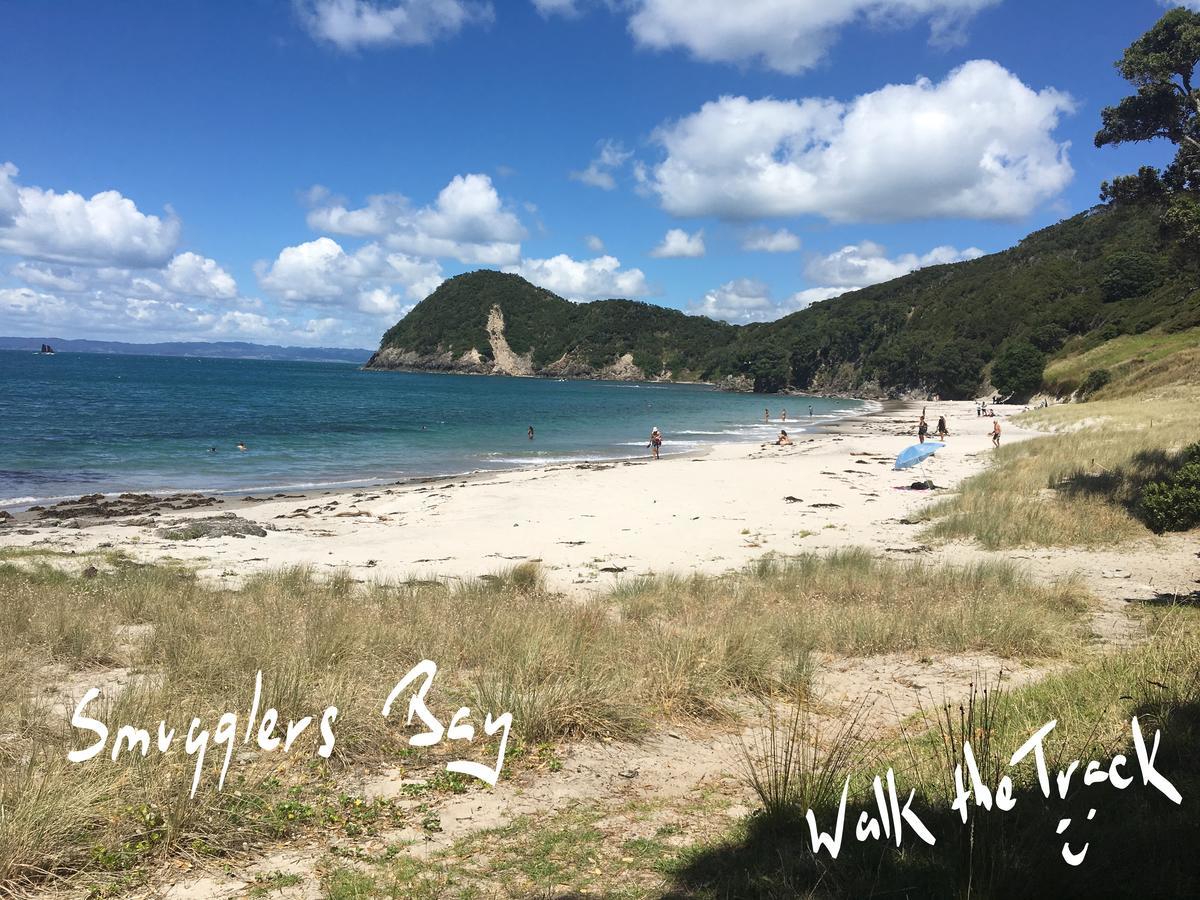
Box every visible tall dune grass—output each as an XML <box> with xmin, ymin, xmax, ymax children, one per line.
<box><xmin>0</xmin><ymin>551</ymin><xmax>1088</xmax><ymax>892</ymax></box>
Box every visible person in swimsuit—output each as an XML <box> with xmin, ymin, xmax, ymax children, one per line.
<box><xmin>649</xmin><ymin>427</ymin><xmax>663</xmax><ymax>460</ymax></box>
<box><xmin>917</xmin><ymin>416</ymin><xmax>928</xmax><ymax>443</ymax></box>
<box><xmin>236</xmin><ymin>442</ymin><xmax>247</xmax><ymax>451</ymax></box>
<box><xmin>991</xmin><ymin>419</ymin><xmax>1001</xmax><ymax>447</ymax></box>
<box><xmin>775</xmin><ymin>429</ymin><xmax>793</xmax><ymax>446</ymax></box>
<box><xmin>936</xmin><ymin>415</ymin><xmax>948</xmax><ymax>440</ymax></box>
<box><xmin>528</xmin><ymin>426</ymin><xmax>534</xmax><ymax>440</ymax></box>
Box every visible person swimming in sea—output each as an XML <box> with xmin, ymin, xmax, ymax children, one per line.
<box><xmin>208</xmin><ymin>446</ymin><xmax>216</xmax><ymax>453</ymax></box>
<box><xmin>237</xmin><ymin>441</ymin><xmax>247</xmax><ymax>451</ymax></box>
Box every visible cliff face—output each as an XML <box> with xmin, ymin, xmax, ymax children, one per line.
<box><xmin>365</xmin><ymin>303</ymin><xmax>661</xmax><ymax>381</ymax></box>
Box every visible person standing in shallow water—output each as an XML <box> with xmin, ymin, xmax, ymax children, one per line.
<box><xmin>527</xmin><ymin>426</ymin><xmax>534</xmax><ymax>440</ymax></box>
<box><xmin>649</xmin><ymin>427</ymin><xmax>663</xmax><ymax>460</ymax></box>
<box><xmin>764</xmin><ymin>408</ymin><xmax>769</xmax><ymax>423</ymax></box>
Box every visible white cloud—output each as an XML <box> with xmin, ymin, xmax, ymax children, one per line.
<box><xmin>787</xmin><ymin>286</ymin><xmax>847</xmax><ymax>308</ymax></box>
<box><xmin>628</xmin><ymin>0</ymin><xmax>999</xmax><ymax>74</ymax></box>
<box><xmin>164</xmin><ymin>252</ymin><xmax>238</xmax><ymax>299</ymax></box>
<box><xmin>256</xmin><ymin>236</ymin><xmax>443</xmax><ymax>313</ymax></box>
<box><xmin>688</xmin><ymin>278</ymin><xmax>775</xmax><ymax>323</ymax></box>
<box><xmin>0</xmin><ymin>162</ymin><xmax>19</xmax><ymax>227</ymax></box>
<box><xmin>584</xmin><ymin>234</ymin><xmax>605</xmax><ymax>252</ymax></box>
<box><xmin>570</xmin><ymin>140</ymin><xmax>633</xmax><ymax>191</ymax></box>
<box><xmin>688</xmin><ymin>278</ymin><xmax>861</xmax><ymax>324</ymax></box>
<box><xmin>9</xmin><ymin>262</ymin><xmax>87</xmax><ymax>293</ymax></box>
<box><xmin>805</xmin><ymin>241</ymin><xmax>983</xmax><ymax>286</ymax></box>
<box><xmin>1160</xmin><ymin>2</ymin><xmax>1200</xmax><ymax>10</ymax></box>
<box><xmin>648</xmin><ymin>60</ymin><xmax>1075</xmax><ymax>223</ymax></box>
<box><xmin>505</xmin><ymin>254</ymin><xmax>650</xmax><ymax>300</ymax></box>
<box><xmin>742</xmin><ymin>227</ymin><xmax>802</xmax><ymax>253</ymax></box>
<box><xmin>297</xmin><ymin>0</ymin><xmax>493</xmax><ymax>50</ymax></box>
<box><xmin>306</xmin><ymin>173</ymin><xmax>524</xmax><ymax>265</ymax></box>
<box><xmin>650</xmin><ymin>227</ymin><xmax>706</xmax><ymax>258</ymax></box>
<box><xmin>532</xmin><ymin>0</ymin><xmax>582</xmax><ymax>14</ymax></box>
<box><xmin>0</xmin><ymin>162</ymin><xmax>180</xmax><ymax>267</ymax></box>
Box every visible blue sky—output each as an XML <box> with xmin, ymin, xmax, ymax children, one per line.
<box><xmin>0</xmin><ymin>0</ymin><xmax>1189</xmax><ymax>348</ymax></box>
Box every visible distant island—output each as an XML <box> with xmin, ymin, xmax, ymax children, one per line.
<box><xmin>0</xmin><ymin>337</ymin><xmax>372</xmax><ymax>364</ymax></box>
<box><xmin>367</xmin><ymin>201</ymin><xmax>1199</xmax><ymax>399</ymax></box>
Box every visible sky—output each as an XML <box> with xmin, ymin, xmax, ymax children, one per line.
<box><xmin>0</xmin><ymin>0</ymin><xmax>1192</xmax><ymax>349</ymax></box>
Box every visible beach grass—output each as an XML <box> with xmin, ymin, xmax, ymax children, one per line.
<box><xmin>0</xmin><ymin>551</ymin><xmax>1089</xmax><ymax>892</ymax></box>
<box><xmin>678</xmin><ymin>603</ymin><xmax>1200</xmax><ymax>899</ymax></box>
<box><xmin>920</xmin><ymin>386</ymin><xmax>1200</xmax><ymax>548</ymax></box>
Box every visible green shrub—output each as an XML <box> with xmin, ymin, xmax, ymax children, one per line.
<box><xmin>1079</xmin><ymin>368</ymin><xmax>1112</xmax><ymax>399</ymax></box>
<box><xmin>1139</xmin><ymin>443</ymin><xmax>1200</xmax><ymax>533</ymax></box>
<box><xmin>1101</xmin><ymin>251</ymin><xmax>1159</xmax><ymax>301</ymax></box>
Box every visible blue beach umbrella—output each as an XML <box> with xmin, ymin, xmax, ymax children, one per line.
<box><xmin>894</xmin><ymin>442</ymin><xmax>946</xmax><ymax>470</ymax></box>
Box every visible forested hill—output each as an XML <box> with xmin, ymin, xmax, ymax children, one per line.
<box><xmin>367</xmin><ymin>201</ymin><xmax>1200</xmax><ymax>399</ymax></box>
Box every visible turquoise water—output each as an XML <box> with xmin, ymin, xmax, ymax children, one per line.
<box><xmin>0</xmin><ymin>350</ymin><xmax>867</xmax><ymax>508</ymax></box>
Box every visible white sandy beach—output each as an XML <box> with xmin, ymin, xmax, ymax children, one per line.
<box><xmin>3</xmin><ymin>400</ymin><xmax>1195</xmax><ymax>607</ymax></box>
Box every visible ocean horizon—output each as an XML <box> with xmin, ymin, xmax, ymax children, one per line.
<box><xmin>0</xmin><ymin>349</ymin><xmax>868</xmax><ymax>508</ymax></box>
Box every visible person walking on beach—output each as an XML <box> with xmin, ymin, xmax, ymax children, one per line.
<box><xmin>648</xmin><ymin>427</ymin><xmax>663</xmax><ymax>460</ymax></box>
<box><xmin>936</xmin><ymin>415</ymin><xmax>949</xmax><ymax>440</ymax></box>
<box><xmin>917</xmin><ymin>415</ymin><xmax>928</xmax><ymax>443</ymax></box>
<box><xmin>528</xmin><ymin>426</ymin><xmax>534</xmax><ymax>440</ymax></box>
<box><xmin>991</xmin><ymin>419</ymin><xmax>1002</xmax><ymax>447</ymax></box>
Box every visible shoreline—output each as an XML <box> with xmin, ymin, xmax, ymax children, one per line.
<box><xmin>1</xmin><ymin>399</ymin><xmax>1033</xmax><ymax>595</ymax></box>
<box><xmin>0</xmin><ymin>397</ymin><xmax>881</xmax><ymax>516</ymax></box>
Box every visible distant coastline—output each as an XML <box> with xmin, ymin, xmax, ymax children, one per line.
<box><xmin>0</xmin><ymin>337</ymin><xmax>371</xmax><ymax>365</ymax></box>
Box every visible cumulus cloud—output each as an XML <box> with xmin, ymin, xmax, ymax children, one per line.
<box><xmin>648</xmin><ymin>60</ymin><xmax>1075</xmax><ymax>223</ymax></box>
<box><xmin>297</xmin><ymin>0</ymin><xmax>493</xmax><ymax>50</ymax></box>
<box><xmin>306</xmin><ymin>173</ymin><xmax>524</xmax><ymax>265</ymax></box>
<box><xmin>9</xmin><ymin>262</ymin><xmax>88</xmax><ymax>293</ymax></box>
<box><xmin>805</xmin><ymin>241</ymin><xmax>983</xmax><ymax>287</ymax></box>
<box><xmin>688</xmin><ymin>278</ymin><xmax>774</xmax><ymax>323</ymax></box>
<box><xmin>505</xmin><ymin>254</ymin><xmax>650</xmax><ymax>300</ymax></box>
<box><xmin>0</xmin><ymin>284</ymin><xmax>359</xmax><ymax>346</ymax></box>
<box><xmin>742</xmin><ymin>227</ymin><xmax>802</xmax><ymax>253</ymax></box>
<box><xmin>570</xmin><ymin>140</ymin><xmax>633</xmax><ymax>191</ymax></box>
<box><xmin>256</xmin><ymin>236</ymin><xmax>443</xmax><ymax>314</ymax></box>
<box><xmin>688</xmin><ymin>277</ymin><xmax>841</xmax><ymax>324</ymax></box>
<box><xmin>628</xmin><ymin>0</ymin><xmax>998</xmax><ymax>73</ymax></box>
<box><xmin>0</xmin><ymin>162</ymin><xmax>180</xmax><ymax>267</ymax></box>
<box><xmin>164</xmin><ymin>252</ymin><xmax>238</xmax><ymax>299</ymax></box>
<box><xmin>650</xmin><ymin>228</ymin><xmax>705</xmax><ymax>258</ymax></box>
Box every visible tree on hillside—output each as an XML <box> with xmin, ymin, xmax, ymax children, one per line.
<box><xmin>1095</xmin><ymin>8</ymin><xmax>1200</xmax><ymax>248</ymax></box>
<box><xmin>991</xmin><ymin>341</ymin><xmax>1046</xmax><ymax>400</ymax></box>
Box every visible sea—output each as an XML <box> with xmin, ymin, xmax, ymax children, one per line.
<box><xmin>0</xmin><ymin>350</ymin><xmax>869</xmax><ymax>509</ymax></box>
